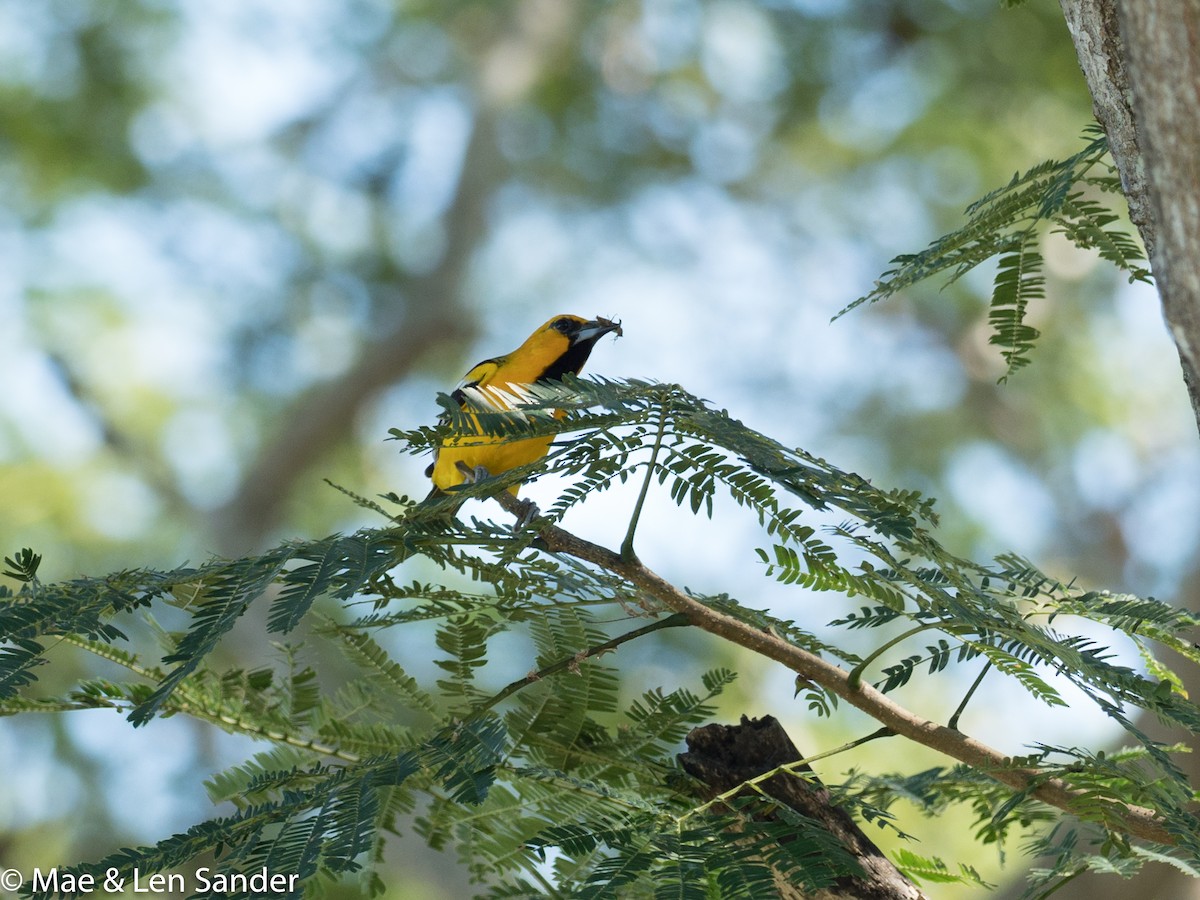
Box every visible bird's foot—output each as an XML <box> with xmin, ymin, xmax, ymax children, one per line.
<box><xmin>513</xmin><ymin>498</ymin><xmax>541</xmax><ymax>531</ymax></box>
<box><xmin>455</xmin><ymin>462</ymin><xmax>493</xmax><ymax>484</ymax></box>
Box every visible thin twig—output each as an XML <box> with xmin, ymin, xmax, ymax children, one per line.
<box><xmin>473</xmin><ymin>612</ymin><xmax>691</xmax><ymax>716</ymax></box>
<box><xmin>621</xmin><ymin>398</ymin><xmax>669</xmax><ymax>562</ymax></box>
<box><xmin>948</xmin><ymin>661</ymin><xmax>992</xmax><ymax>731</ymax></box>
<box><xmin>847</xmin><ymin>622</ymin><xmax>935</xmax><ymax>689</ymax></box>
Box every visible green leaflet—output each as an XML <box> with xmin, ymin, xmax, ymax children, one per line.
<box><xmin>838</xmin><ymin>128</ymin><xmax>1151</xmax><ymax>379</ymax></box>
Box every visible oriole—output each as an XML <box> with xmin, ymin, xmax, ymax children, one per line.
<box><xmin>426</xmin><ymin>314</ymin><xmax>622</xmax><ymax>498</ymax></box>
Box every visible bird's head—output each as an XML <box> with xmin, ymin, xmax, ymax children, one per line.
<box><xmin>525</xmin><ymin>314</ymin><xmax>622</xmax><ymax>381</ymax></box>
<box><xmin>547</xmin><ymin>314</ymin><xmax>623</xmax><ymax>346</ymax></box>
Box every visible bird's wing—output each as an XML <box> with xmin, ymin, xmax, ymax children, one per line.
<box><xmin>459</xmin><ymin>358</ymin><xmax>503</xmax><ymax>392</ymax></box>
<box><xmin>437</xmin><ymin>358</ymin><xmax>503</xmax><ymax>421</ymax></box>
<box><xmin>425</xmin><ymin>357</ymin><xmax>505</xmax><ymax>478</ymax></box>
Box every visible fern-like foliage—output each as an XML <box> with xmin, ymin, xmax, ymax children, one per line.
<box><xmin>3</xmin><ymin>376</ymin><xmax>1198</xmax><ymax>896</ymax></box>
<box><xmin>839</xmin><ymin>127</ymin><xmax>1152</xmax><ymax>379</ymax></box>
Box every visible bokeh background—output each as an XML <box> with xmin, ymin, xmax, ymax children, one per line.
<box><xmin>2</xmin><ymin>0</ymin><xmax>1198</xmax><ymax>896</ymax></box>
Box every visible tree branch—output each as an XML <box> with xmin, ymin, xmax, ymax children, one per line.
<box><xmin>211</xmin><ymin>1</ymin><xmax>586</xmax><ymax>555</ymax></box>
<box><xmin>494</xmin><ymin>492</ymin><xmax>1176</xmax><ymax>846</ymax></box>
<box><xmin>209</xmin><ymin>111</ymin><xmax>498</xmax><ymax>553</ymax></box>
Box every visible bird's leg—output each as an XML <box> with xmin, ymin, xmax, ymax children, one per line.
<box><xmin>455</xmin><ymin>460</ymin><xmax>540</xmax><ymax>531</ymax></box>
<box><xmin>455</xmin><ymin>461</ymin><xmax>493</xmax><ymax>484</ymax></box>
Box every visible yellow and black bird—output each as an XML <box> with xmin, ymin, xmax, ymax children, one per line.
<box><xmin>426</xmin><ymin>314</ymin><xmax>622</xmax><ymax>500</ymax></box>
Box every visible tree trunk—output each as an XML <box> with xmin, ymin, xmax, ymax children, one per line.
<box><xmin>1011</xmin><ymin>5</ymin><xmax>1200</xmax><ymax>897</ymax></box>
<box><xmin>1058</xmin><ymin>0</ymin><xmax>1200</xmax><ymax>436</ymax></box>
<box><xmin>679</xmin><ymin>716</ymin><xmax>925</xmax><ymax>900</ymax></box>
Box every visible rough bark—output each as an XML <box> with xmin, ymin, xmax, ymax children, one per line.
<box><xmin>679</xmin><ymin>716</ymin><xmax>925</xmax><ymax>900</ymax></box>
<box><xmin>1117</xmin><ymin>1</ymin><xmax>1200</xmax><ymax>435</ymax></box>
<box><xmin>1058</xmin><ymin>0</ymin><xmax>1200</xmax><ymax>435</ymax></box>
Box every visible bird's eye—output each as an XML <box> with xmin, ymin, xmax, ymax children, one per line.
<box><xmin>552</xmin><ymin>317</ymin><xmax>575</xmax><ymax>333</ymax></box>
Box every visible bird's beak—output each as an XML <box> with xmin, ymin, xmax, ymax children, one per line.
<box><xmin>575</xmin><ymin>316</ymin><xmax>623</xmax><ymax>344</ymax></box>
